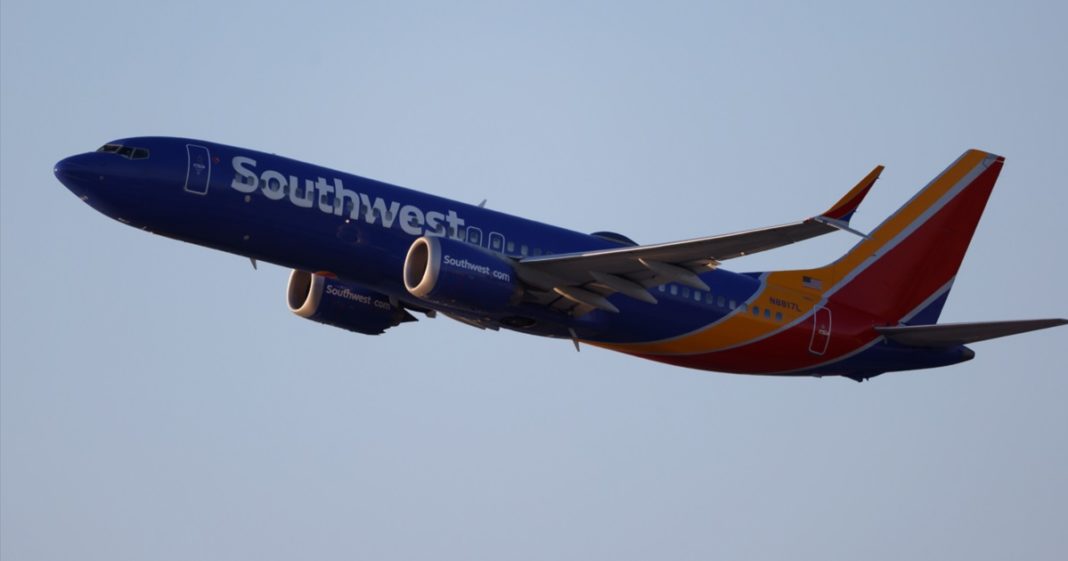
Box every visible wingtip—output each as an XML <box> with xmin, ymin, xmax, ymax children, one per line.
<box><xmin>821</xmin><ymin>164</ymin><xmax>883</xmax><ymax>223</ymax></box>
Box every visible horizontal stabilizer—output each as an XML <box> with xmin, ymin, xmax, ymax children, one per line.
<box><xmin>876</xmin><ymin>319</ymin><xmax>1068</xmax><ymax>348</ymax></box>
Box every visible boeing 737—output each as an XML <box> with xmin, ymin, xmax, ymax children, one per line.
<box><xmin>54</xmin><ymin>138</ymin><xmax>1066</xmax><ymax>381</ymax></box>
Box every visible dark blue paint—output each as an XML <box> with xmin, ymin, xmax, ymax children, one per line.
<box><xmin>55</xmin><ymin>137</ymin><xmax>745</xmax><ymax>342</ymax></box>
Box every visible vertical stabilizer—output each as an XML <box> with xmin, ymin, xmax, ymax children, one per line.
<box><xmin>779</xmin><ymin>150</ymin><xmax>1004</xmax><ymax>324</ymax></box>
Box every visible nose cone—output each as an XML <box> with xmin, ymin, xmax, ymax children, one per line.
<box><xmin>54</xmin><ymin>154</ymin><xmax>98</xmax><ymax>191</ymax></box>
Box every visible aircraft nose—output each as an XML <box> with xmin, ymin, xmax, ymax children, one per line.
<box><xmin>54</xmin><ymin>155</ymin><xmax>94</xmax><ymax>185</ymax></box>
<box><xmin>54</xmin><ymin>154</ymin><xmax>105</xmax><ymax>197</ymax></box>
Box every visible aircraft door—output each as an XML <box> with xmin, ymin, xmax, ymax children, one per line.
<box><xmin>808</xmin><ymin>306</ymin><xmax>832</xmax><ymax>355</ymax></box>
<box><xmin>184</xmin><ymin>144</ymin><xmax>212</xmax><ymax>195</ymax></box>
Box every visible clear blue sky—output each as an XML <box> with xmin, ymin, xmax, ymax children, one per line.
<box><xmin>3</xmin><ymin>1</ymin><xmax>1066</xmax><ymax>559</ymax></box>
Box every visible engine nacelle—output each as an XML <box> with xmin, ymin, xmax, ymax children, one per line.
<box><xmin>287</xmin><ymin>270</ymin><xmax>415</xmax><ymax>335</ymax></box>
<box><xmin>403</xmin><ymin>236</ymin><xmax>520</xmax><ymax>312</ymax></box>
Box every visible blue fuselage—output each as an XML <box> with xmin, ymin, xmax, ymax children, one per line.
<box><xmin>56</xmin><ymin>137</ymin><xmax>756</xmax><ymax>342</ymax></box>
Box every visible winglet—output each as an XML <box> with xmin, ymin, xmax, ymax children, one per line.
<box><xmin>820</xmin><ymin>164</ymin><xmax>884</xmax><ymax>223</ymax></box>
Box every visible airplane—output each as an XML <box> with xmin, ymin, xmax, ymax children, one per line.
<box><xmin>54</xmin><ymin>138</ymin><xmax>1066</xmax><ymax>381</ymax></box>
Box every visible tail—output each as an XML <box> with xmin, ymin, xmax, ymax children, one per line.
<box><xmin>790</xmin><ymin>149</ymin><xmax>1005</xmax><ymax>324</ymax></box>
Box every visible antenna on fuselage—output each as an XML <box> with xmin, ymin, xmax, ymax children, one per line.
<box><xmin>568</xmin><ymin>328</ymin><xmax>581</xmax><ymax>352</ymax></box>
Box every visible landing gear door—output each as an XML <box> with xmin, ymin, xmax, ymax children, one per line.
<box><xmin>184</xmin><ymin>144</ymin><xmax>211</xmax><ymax>195</ymax></box>
<box><xmin>809</xmin><ymin>307</ymin><xmax>832</xmax><ymax>355</ymax></box>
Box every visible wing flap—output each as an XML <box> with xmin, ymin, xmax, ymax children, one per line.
<box><xmin>876</xmin><ymin>319</ymin><xmax>1068</xmax><ymax>347</ymax></box>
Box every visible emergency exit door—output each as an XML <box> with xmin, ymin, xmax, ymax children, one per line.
<box><xmin>809</xmin><ymin>307</ymin><xmax>832</xmax><ymax>355</ymax></box>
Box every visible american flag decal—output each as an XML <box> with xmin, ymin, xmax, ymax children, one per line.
<box><xmin>802</xmin><ymin>276</ymin><xmax>822</xmax><ymax>289</ymax></box>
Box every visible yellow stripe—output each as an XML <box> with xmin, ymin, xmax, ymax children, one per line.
<box><xmin>596</xmin><ymin>281</ymin><xmax>814</xmax><ymax>354</ymax></box>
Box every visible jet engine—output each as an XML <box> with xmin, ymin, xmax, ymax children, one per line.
<box><xmin>403</xmin><ymin>236</ymin><xmax>520</xmax><ymax>312</ymax></box>
<box><xmin>287</xmin><ymin>270</ymin><xmax>415</xmax><ymax>335</ymax></box>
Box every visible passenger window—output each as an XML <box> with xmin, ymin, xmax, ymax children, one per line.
<box><xmin>764</xmin><ymin>309</ymin><xmax>771</xmax><ymax>319</ymax></box>
<box><xmin>466</xmin><ymin>227</ymin><xmax>483</xmax><ymax>246</ymax></box>
<box><xmin>693</xmin><ymin>290</ymin><xmax>701</xmax><ymax>302</ymax></box>
<box><xmin>682</xmin><ymin>287</ymin><xmax>690</xmax><ymax>298</ymax></box>
<box><xmin>729</xmin><ymin>299</ymin><xmax>736</xmax><ymax>309</ymax></box>
<box><xmin>533</xmin><ymin>248</ymin><xmax>542</xmax><ymax>256</ymax></box>
<box><xmin>752</xmin><ymin>306</ymin><xmax>760</xmax><ymax>316</ymax></box>
<box><xmin>670</xmin><ymin>285</ymin><xmax>678</xmax><ymax>296</ymax></box>
<box><xmin>658</xmin><ymin>285</ymin><xmax>666</xmax><ymax>293</ymax></box>
<box><xmin>717</xmin><ymin>296</ymin><xmax>725</xmax><ymax>307</ymax></box>
<box><xmin>775</xmin><ymin>312</ymin><xmax>783</xmax><ymax>321</ymax></box>
<box><xmin>343</xmin><ymin>198</ymin><xmax>358</xmax><ymax>217</ymax></box>
<box><xmin>705</xmin><ymin>292</ymin><xmax>714</xmax><ymax>303</ymax></box>
<box><xmin>520</xmin><ymin>245</ymin><xmax>529</xmax><ymax>256</ymax></box>
<box><xmin>506</xmin><ymin>241</ymin><xmax>515</xmax><ymax>252</ymax></box>
<box><xmin>265</xmin><ymin>175</ymin><xmax>287</xmax><ymax>196</ymax></box>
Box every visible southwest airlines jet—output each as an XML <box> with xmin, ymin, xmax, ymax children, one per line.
<box><xmin>54</xmin><ymin>138</ymin><xmax>1065</xmax><ymax>381</ymax></box>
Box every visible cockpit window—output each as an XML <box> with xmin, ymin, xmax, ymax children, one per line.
<box><xmin>96</xmin><ymin>143</ymin><xmax>150</xmax><ymax>160</ymax></box>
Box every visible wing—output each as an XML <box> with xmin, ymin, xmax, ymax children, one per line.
<box><xmin>515</xmin><ymin>164</ymin><xmax>883</xmax><ymax>315</ymax></box>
